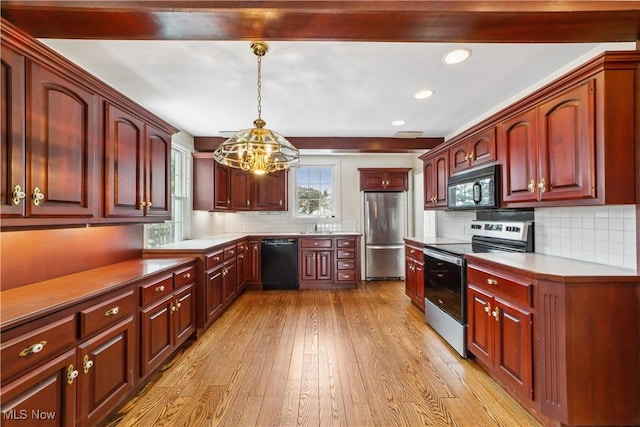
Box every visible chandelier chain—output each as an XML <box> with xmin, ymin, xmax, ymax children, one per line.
<box><xmin>256</xmin><ymin>55</ymin><xmax>262</xmax><ymax>120</ymax></box>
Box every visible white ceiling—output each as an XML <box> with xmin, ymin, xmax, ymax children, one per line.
<box><xmin>41</xmin><ymin>39</ymin><xmax>633</xmax><ymax>140</ymax></box>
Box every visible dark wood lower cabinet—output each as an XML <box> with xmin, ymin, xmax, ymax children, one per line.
<box><xmin>0</xmin><ymin>349</ymin><xmax>77</xmax><ymax>427</ymax></box>
<box><xmin>77</xmin><ymin>318</ymin><xmax>135</xmax><ymax>427</ymax></box>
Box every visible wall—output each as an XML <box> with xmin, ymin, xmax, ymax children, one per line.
<box><xmin>191</xmin><ymin>153</ymin><xmax>418</xmax><ymax>238</ymax></box>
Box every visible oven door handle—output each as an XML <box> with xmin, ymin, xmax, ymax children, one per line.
<box><xmin>423</xmin><ymin>248</ymin><xmax>463</xmax><ymax>266</ymax></box>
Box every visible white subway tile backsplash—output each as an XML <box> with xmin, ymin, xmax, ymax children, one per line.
<box><xmin>535</xmin><ymin>205</ymin><xmax>637</xmax><ymax>272</ymax></box>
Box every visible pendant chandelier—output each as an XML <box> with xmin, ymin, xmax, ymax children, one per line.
<box><xmin>214</xmin><ymin>41</ymin><xmax>300</xmax><ymax>175</ymax></box>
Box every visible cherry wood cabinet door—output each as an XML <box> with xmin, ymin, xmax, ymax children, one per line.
<box><xmin>538</xmin><ymin>80</ymin><xmax>595</xmax><ymax>202</ymax></box>
<box><xmin>499</xmin><ymin>108</ymin><xmax>539</xmax><ymax>205</ymax></box>
<box><xmin>236</xmin><ymin>249</ymin><xmax>247</xmax><ymax>291</ymax></box>
<box><xmin>145</xmin><ymin>124</ymin><xmax>171</xmax><ymax>219</ymax></box>
<box><xmin>0</xmin><ymin>349</ymin><xmax>77</xmax><ymax>427</ymax></box>
<box><xmin>104</xmin><ymin>102</ymin><xmax>145</xmax><ymax>218</ymax></box>
<box><xmin>469</xmin><ymin>128</ymin><xmax>497</xmax><ymax>169</ymax></box>
<box><xmin>230</xmin><ymin>169</ymin><xmax>252</xmax><ymax>210</ymax></box>
<box><xmin>360</xmin><ymin>170</ymin><xmax>387</xmax><ymax>190</ymax></box>
<box><xmin>173</xmin><ymin>284</ymin><xmax>196</xmax><ymax>347</ymax></box>
<box><xmin>140</xmin><ymin>294</ymin><xmax>174</xmax><ymax>378</ymax></box>
<box><xmin>246</xmin><ymin>240</ymin><xmax>261</xmax><ymax>284</ymax></box>
<box><xmin>253</xmin><ymin>170</ymin><xmax>287</xmax><ymax>211</ymax></box>
<box><xmin>385</xmin><ymin>172</ymin><xmax>409</xmax><ymax>191</ymax></box>
<box><xmin>467</xmin><ymin>284</ymin><xmax>494</xmax><ymax>367</ymax></box>
<box><xmin>76</xmin><ymin>318</ymin><xmax>135</xmax><ymax>427</ymax></box>
<box><xmin>423</xmin><ymin>158</ymin><xmax>436</xmax><ymax>209</ymax></box>
<box><xmin>192</xmin><ymin>153</ymin><xmax>215</xmax><ymax>211</ymax></box>
<box><xmin>300</xmin><ymin>250</ymin><xmax>318</xmax><ymax>281</ymax></box>
<box><xmin>449</xmin><ymin>140</ymin><xmax>470</xmax><ymax>175</ymax></box>
<box><xmin>316</xmin><ymin>251</ymin><xmax>333</xmax><ymax>281</ymax></box>
<box><xmin>433</xmin><ymin>153</ymin><xmax>449</xmax><ymax>207</ymax></box>
<box><xmin>27</xmin><ymin>61</ymin><xmax>98</xmax><ymax>220</ymax></box>
<box><xmin>405</xmin><ymin>258</ymin><xmax>416</xmax><ymax>298</ymax></box>
<box><xmin>493</xmin><ymin>297</ymin><xmax>533</xmax><ymax>401</ymax></box>
<box><xmin>214</xmin><ymin>162</ymin><xmax>231</xmax><ymax>210</ymax></box>
<box><xmin>206</xmin><ymin>265</ymin><xmax>224</xmax><ymax>323</ymax></box>
<box><xmin>412</xmin><ymin>259</ymin><xmax>425</xmax><ymax>310</ymax></box>
<box><xmin>222</xmin><ymin>259</ymin><xmax>237</xmax><ymax>304</ymax></box>
<box><xmin>0</xmin><ymin>42</ymin><xmax>26</xmax><ymax>219</ymax></box>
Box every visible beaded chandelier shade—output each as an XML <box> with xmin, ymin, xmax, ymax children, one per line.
<box><xmin>214</xmin><ymin>41</ymin><xmax>300</xmax><ymax>175</ymax></box>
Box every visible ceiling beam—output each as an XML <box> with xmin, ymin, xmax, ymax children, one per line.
<box><xmin>2</xmin><ymin>1</ymin><xmax>639</xmax><ymax>43</ymax></box>
<box><xmin>194</xmin><ymin>136</ymin><xmax>443</xmax><ymax>153</ymax></box>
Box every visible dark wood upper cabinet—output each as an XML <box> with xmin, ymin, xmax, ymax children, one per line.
<box><xmin>193</xmin><ymin>152</ymin><xmax>288</xmax><ymax>212</ymax></box>
<box><xmin>253</xmin><ymin>170</ymin><xmax>288</xmax><ymax>211</ymax></box>
<box><xmin>230</xmin><ymin>168</ymin><xmax>252</xmax><ymax>211</ymax></box>
<box><xmin>1</xmin><ymin>42</ymin><xmax>98</xmax><ymax>227</ymax></box>
<box><xmin>1</xmin><ymin>19</ymin><xmax>176</xmax><ymax>228</ymax></box>
<box><xmin>358</xmin><ymin>168</ymin><xmax>411</xmax><ymax>191</ymax></box>
<box><xmin>449</xmin><ymin>127</ymin><xmax>497</xmax><ymax>175</ymax></box>
<box><xmin>422</xmin><ymin>151</ymin><xmax>448</xmax><ymax>209</ymax></box>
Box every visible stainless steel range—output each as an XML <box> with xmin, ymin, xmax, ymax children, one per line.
<box><xmin>423</xmin><ymin>220</ymin><xmax>534</xmax><ymax>357</ymax></box>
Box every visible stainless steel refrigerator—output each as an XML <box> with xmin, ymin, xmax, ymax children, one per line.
<box><xmin>364</xmin><ymin>192</ymin><xmax>406</xmax><ymax>280</ymax></box>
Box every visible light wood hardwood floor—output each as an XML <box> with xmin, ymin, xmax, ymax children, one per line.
<box><xmin>108</xmin><ymin>281</ymin><xmax>541</xmax><ymax>427</ymax></box>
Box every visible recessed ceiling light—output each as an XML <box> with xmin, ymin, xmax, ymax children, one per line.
<box><xmin>443</xmin><ymin>48</ymin><xmax>472</xmax><ymax>65</ymax></box>
<box><xmin>392</xmin><ymin>120</ymin><xmax>406</xmax><ymax>126</ymax></box>
<box><xmin>414</xmin><ymin>89</ymin><xmax>434</xmax><ymax>100</ymax></box>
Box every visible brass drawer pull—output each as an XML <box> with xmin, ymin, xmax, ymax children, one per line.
<box><xmin>19</xmin><ymin>340</ymin><xmax>47</xmax><ymax>357</ymax></box>
<box><xmin>104</xmin><ymin>306</ymin><xmax>120</xmax><ymax>316</ymax></box>
<box><xmin>11</xmin><ymin>184</ymin><xmax>26</xmax><ymax>205</ymax></box>
<box><xmin>487</xmin><ymin>278</ymin><xmax>498</xmax><ymax>286</ymax></box>
<box><xmin>83</xmin><ymin>355</ymin><xmax>94</xmax><ymax>374</ymax></box>
<box><xmin>484</xmin><ymin>303</ymin><xmax>491</xmax><ymax>314</ymax></box>
<box><xmin>156</xmin><ymin>285</ymin><xmax>165</xmax><ymax>292</ymax></box>
<box><xmin>183</xmin><ymin>273</ymin><xmax>191</xmax><ymax>279</ymax></box>
<box><xmin>32</xmin><ymin>186</ymin><xmax>45</xmax><ymax>206</ymax></box>
<box><xmin>492</xmin><ymin>307</ymin><xmax>500</xmax><ymax>321</ymax></box>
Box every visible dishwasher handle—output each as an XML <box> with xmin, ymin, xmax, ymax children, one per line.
<box><xmin>262</xmin><ymin>238</ymin><xmax>298</xmax><ymax>247</ymax></box>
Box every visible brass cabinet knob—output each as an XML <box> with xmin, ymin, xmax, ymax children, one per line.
<box><xmin>83</xmin><ymin>355</ymin><xmax>94</xmax><ymax>374</ymax></box>
<box><xmin>32</xmin><ymin>187</ymin><xmax>45</xmax><ymax>206</ymax></box>
<box><xmin>487</xmin><ymin>278</ymin><xmax>498</xmax><ymax>286</ymax></box>
<box><xmin>11</xmin><ymin>184</ymin><xmax>26</xmax><ymax>206</ymax></box>
<box><xmin>139</xmin><ymin>199</ymin><xmax>146</xmax><ymax>210</ymax></box>
<box><xmin>468</xmin><ymin>151</ymin><xmax>475</xmax><ymax>161</ymax></box>
<box><xmin>184</xmin><ymin>273</ymin><xmax>191</xmax><ymax>279</ymax></box>
<box><xmin>492</xmin><ymin>307</ymin><xmax>500</xmax><ymax>321</ymax></box>
<box><xmin>527</xmin><ymin>179</ymin><xmax>536</xmax><ymax>193</ymax></box>
<box><xmin>19</xmin><ymin>341</ymin><xmax>47</xmax><ymax>357</ymax></box>
<box><xmin>105</xmin><ymin>306</ymin><xmax>120</xmax><ymax>316</ymax></box>
<box><xmin>484</xmin><ymin>303</ymin><xmax>491</xmax><ymax>314</ymax></box>
<box><xmin>538</xmin><ymin>178</ymin><xmax>547</xmax><ymax>193</ymax></box>
<box><xmin>156</xmin><ymin>285</ymin><xmax>165</xmax><ymax>292</ymax></box>
<box><xmin>67</xmin><ymin>364</ymin><xmax>79</xmax><ymax>385</ymax></box>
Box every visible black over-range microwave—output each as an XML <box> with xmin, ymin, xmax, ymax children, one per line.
<box><xmin>447</xmin><ymin>165</ymin><xmax>499</xmax><ymax>210</ymax></box>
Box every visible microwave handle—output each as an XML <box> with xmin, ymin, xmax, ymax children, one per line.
<box><xmin>473</xmin><ymin>181</ymin><xmax>482</xmax><ymax>205</ymax></box>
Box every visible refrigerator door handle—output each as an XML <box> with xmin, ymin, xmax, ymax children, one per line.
<box><xmin>366</xmin><ymin>245</ymin><xmax>405</xmax><ymax>250</ymax></box>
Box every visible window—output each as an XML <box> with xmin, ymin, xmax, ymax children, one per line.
<box><xmin>145</xmin><ymin>144</ymin><xmax>190</xmax><ymax>247</ymax></box>
<box><xmin>294</xmin><ymin>163</ymin><xmax>339</xmax><ymax>218</ymax></box>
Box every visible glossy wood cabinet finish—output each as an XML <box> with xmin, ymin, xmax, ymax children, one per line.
<box><xmin>299</xmin><ymin>238</ymin><xmax>334</xmax><ymax>287</ymax></box>
<box><xmin>335</xmin><ymin>238</ymin><xmax>358</xmax><ymax>284</ymax></box>
<box><xmin>245</xmin><ymin>239</ymin><xmax>261</xmax><ymax>285</ymax></box>
<box><xmin>404</xmin><ymin>243</ymin><xmax>425</xmax><ymax>311</ymax></box>
<box><xmin>193</xmin><ymin>153</ymin><xmax>287</xmax><ymax>212</ymax></box>
<box><xmin>253</xmin><ymin>170</ymin><xmax>288</xmax><ymax>211</ymax></box>
<box><xmin>465</xmin><ymin>255</ymin><xmax>640</xmax><ymax>426</ymax></box>
<box><xmin>139</xmin><ymin>267</ymin><xmax>196</xmax><ymax>380</ymax></box>
<box><xmin>1</xmin><ymin>258</ymin><xmax>196</xmax><ymax>427</ymax></box>
<box><xmin>222</xmin><ymin>245</ymin><xmax>238</xmax><ymax>304</ymax></box>
<box><xmin>230</xmin><ymin>169</ymin><xmax>252</xmax><ymax>211</ymax></box>
<box><xmin>1</xmin><ymin>43</ymin><xmax>98</xmax><ymax>228</ymax></box>
<box><xmin>358</xmin><ymin>168</ymin><xmax>411</xmax><ymax>191</ymax></box>
<box><xmin>1</xmin><ymin>19</ymin><xmax>176</xmax><ymax>228</ymax></box>
<box><xmin>104</xmin><ymin>102</ymin><xmax>171</xmax><ymax>221</ymax></box>
<box><xmin>498</xmin><ymin>55</ymin><xmax>638</xmax><ymax>208</ymax></box>
<box><xmin>421</xmin><ymin>151</ymin><xmax>448</xmax><ymax>209</ymax></box>
<box><xmin>449</xmin><ymin>127</ymin><xmax>497</xmax><ymax>175</ymax></box>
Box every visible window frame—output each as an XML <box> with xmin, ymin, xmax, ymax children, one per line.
<box><xmin>291</xmin><ymin>160</ymin><xmax>341</xmax><ymax>219</ymax></box>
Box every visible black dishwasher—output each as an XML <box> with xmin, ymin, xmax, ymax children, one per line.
<box><xmin>261</xmin><ymin>238</ymin><xmax>299</xmax><ymax>289</ymax></box>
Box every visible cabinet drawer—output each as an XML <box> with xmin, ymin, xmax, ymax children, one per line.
<box><xmin>224</xmin><ymin>245</ymin><xmax>236</xmax><ymax>260</ymax></box>
<box><xmin>80</xmin><ymin>290</ymin><xmax>136</xmax><ymax>339</ymax></box>
<box><xmin>174</xmin><ymin>264</ymin><xmax>196</xmax><ymax>288</ymax></box>
<box><xmin>467</xmin><ymin>266</ymin><xmax>533</xmax><ymax>307</ymax></box>
<box><xmin>300</xmin><ymin>238</ymin><xmax>333</xmax><ymax>249</ymax></box>
<box><xmin>336</xmin><ymin>271</ymin><xmax>356</xmax><ymax>282</ymax></box>
<box><xmin>1</xmin><ymin>314</ymin><xmax>76</xmax><ymax>382</ymax></box>
<box><xmin>337</xmin><ymin>260</ymin><xmax>355</xmax><ymax>270</ymax></box>
<box><xmin>206</xmin><ymin>250</ymin><xmax>224</xmax><ymax>269</ymax></box>
<box><xmin>140</xmin><ymin>275</ymin><xmax>174</xmax><ymax>306</ymax></box>
<box><xmin>337</xmin><ymin>249</ymin><xmax>355</xmax><ymax>259</ymax></box>
<box><xmin>336</xmin><ymin>238</ymin><xmax>355</xmax><ymax>248</ymax></box>
<box><xmin>405</xmin><ymin>245</ymin><xmax>424</xmax><ymax>261</ymax></box>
